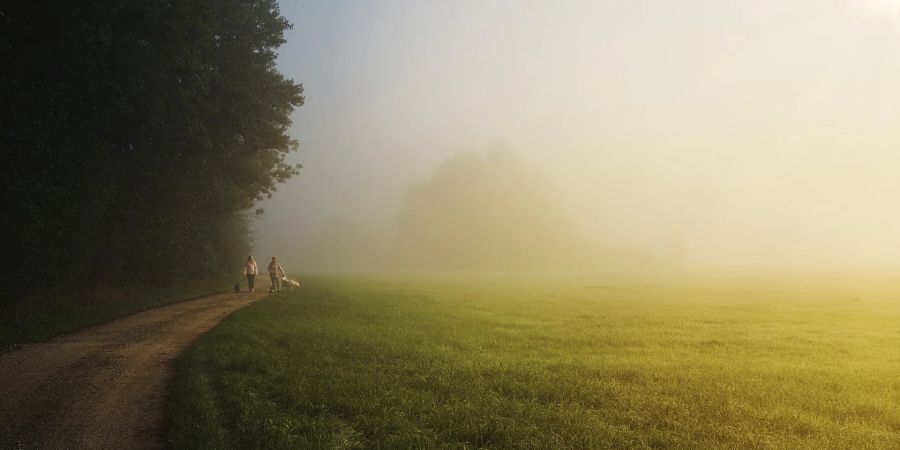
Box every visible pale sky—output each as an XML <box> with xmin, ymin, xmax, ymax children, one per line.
<box><xmin>255</xmin><ymin>0</ymin><xmax>900</xmax><ymax>271</ymax></box>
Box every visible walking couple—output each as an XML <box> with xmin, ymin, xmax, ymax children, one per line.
<box><xmin>242</xmin><ymin>256</ymin><xmax>285</xmax><ymax>293</ymax></box>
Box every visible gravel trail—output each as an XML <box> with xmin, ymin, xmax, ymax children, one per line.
<box><xmin>0</xmin><ymin>289</ymin><xmax>265</xmax><ymax>449</ymax></box>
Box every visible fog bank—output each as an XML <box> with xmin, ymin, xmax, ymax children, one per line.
<box><xmin>252</xmin><ymin>1</ymin><xmax>900</xmax><ymax>273</ymax></box>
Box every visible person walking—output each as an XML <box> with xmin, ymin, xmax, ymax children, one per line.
<box><xmin>244</xmin><ymin>256</ymin><xmax>258</xmax><ymax>292</ymax></box>
<box><xmin>268</xmin><ymin>256</ymin><xmax>285</xmax><ymax>292</ymax></box>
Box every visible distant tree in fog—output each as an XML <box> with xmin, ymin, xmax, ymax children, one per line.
<box><xmin>394</xmin><ymin>147</ymin><xmax>586</xmax><ymax>269</ymax></box>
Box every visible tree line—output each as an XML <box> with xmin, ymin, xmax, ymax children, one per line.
<box><xmin>0</xmin><ymin>0</ymin><xmax>302</xmax><ymax>306</ymax></box>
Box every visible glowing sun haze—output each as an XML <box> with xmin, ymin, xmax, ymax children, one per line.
<box><xmin>859</xmin><ymin>0</ymin><xmax>900</xmax><ymax>15</ymax></box>
<box><xmin>254</xmin><ymin>0</ymin><xmax>900</xmax><ymax>272</ymax></box>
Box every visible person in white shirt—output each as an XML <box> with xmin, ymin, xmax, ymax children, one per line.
<box><xmin>243</xmin><ymin>256</ymin><xmax>258</xmax><ymax>292</ymax></box>
<box><xmin>268</xmin><ymin>256</ymin><xmax>285</xmax><ymax>292</ymax></box>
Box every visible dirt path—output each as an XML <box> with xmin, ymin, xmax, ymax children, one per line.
<box><xmin>0</xmin><ymin>289</ymin><xmax>266</xmax><ymax>450</ymax></box>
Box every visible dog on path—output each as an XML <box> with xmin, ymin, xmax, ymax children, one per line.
<box><xmin>281</xmin><ymin>277</ymin><xmax>300</xmax><ymax>292</ymax></box>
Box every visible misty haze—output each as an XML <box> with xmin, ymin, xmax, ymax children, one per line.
<box><xmin>288</xmin><ymin>147</ymin><xmax>653</xmax><ymax>272</ymax></box>
<box><xmin>4</xmin><ymin>1</ymin><xmax>900</xmax><ymax>448</ymax></box>
<box><xmin>255</xmin><ymin>0</ymin><xmax>900</xmax><ymax>275</ymax></box>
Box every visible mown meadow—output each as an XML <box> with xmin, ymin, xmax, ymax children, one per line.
<box><xmin>167</xmin><ymin>273</ymin><xmax>900</xmax><ymax>449</ymax></box>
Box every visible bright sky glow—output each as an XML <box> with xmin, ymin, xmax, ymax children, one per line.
<box><xmin>255</xmin><ymin>0</ymin><xmax>900</xmax><ymax>271</ymax></box>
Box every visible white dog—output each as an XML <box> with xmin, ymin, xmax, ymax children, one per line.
<box><xmin>281</xmin><ymin>277</ymin><xmax>301</xmax><ymax>292</ymax></box>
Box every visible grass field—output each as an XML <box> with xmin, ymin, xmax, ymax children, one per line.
<box><xmin>167</xmin><ymin>273</ymin><xmax>900</xmax><ymax>449</ymax></box>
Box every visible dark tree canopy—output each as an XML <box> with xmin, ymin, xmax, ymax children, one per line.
<box><xmin>0</xmin><ymin>0</ymin><xmax>303</xmax><ymax>302</ymax></box>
